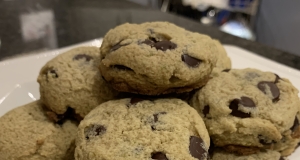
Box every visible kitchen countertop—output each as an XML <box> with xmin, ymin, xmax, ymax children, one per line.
<box><xmin>1</xmin><ymin>0</ymin><xmax>300</xmax><ymax>70</ymax></box>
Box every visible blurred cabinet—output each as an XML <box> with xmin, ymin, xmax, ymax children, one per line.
<box><xmin>255</xmin><ymin>1</ymin><xmax>300</xmax><ymax>56</ymax></box>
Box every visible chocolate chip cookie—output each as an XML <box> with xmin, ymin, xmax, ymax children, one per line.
<box><xmin>99</xmin><ymin>22</ymin><xmax>218</xmax><ymax>95</ymax></box>
<box><xmin>190</xmin><ymin>68</ymin><xmax>300</xmax><ymax>155</ymax></box>
<box><xmin>38</xmin><ymin>47</ymin><xmax>118</xmax><ymax>122</ymax></box>
<box><xmin>211</xmin><ymin>149</ymin><xmax>283</xmax><ymax>160</ymax></box>
<box><xmin>274</xmin><ymin>127</ymin><xmax>300</xmax><ymax>156</ymax></box>
<box><xmin>0</xmin><ymin>101</ymin><xmax>77</xmax><ymax>160</ymax></box>
<box><xmin>211</xmin><ymin>40</ymin><xmax>231</xmax><ymax>76</ymax></box>
<box><xmin>75</xmin><ymin>98</ymin><xmax>210</xmax><ymax>160</ymax></box>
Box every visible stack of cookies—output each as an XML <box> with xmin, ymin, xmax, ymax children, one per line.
<box><xmin>0</xmin><ymin>22</ymin><xmax>299</xmax><ymax>160</ymax></box>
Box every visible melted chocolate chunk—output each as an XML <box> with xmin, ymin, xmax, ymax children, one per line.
<box><xmin>257</xmin><ymin>81</ymin><xmax>280</xmax><ymax>102</ymax></box>
<box><xmin>154</xmin><ymin>40</ymin><xmax>177</xmax><ymax>51</ymax></box>
<box><xmin>239</xmin><ymin>97</ymin><xmax>256</xmax><ymax>107</ymax></box>
<box><xmin>291</xmin><ymin>117</ymin><xmax>299</xmax><ymax>133</ymax></box>
<box><xmin>279</xmin><ymin>157</ymin><xmax>285</xmax><ymax>160</ymax></box>
<box><xmin>189</xmin><ymin>136</ymin><xmax>207</xmax><ymax>160</ymax></box>
<box><xmin>222</xmin><ymin>69</ymin><xmax>231</xmax><ymax>72</ymax></box>
<box><xmin>153</xmin><ymin>112</ymin><xmax>167</xmax><ymax>122</ymax></box>
<box><xmin>73</xmin><ymin>54</ymin><xmax>93</xmax><ymax>61</ymax></box>
<box><xmin>229</xmin><ymin>97</ymin><xmax>255</xmax><ymax>118</ymax></box>
<box><xmin>85</xmin><ymin>124</ymin><xmax>106</xmax><ymax>140</ymax></box>
<box><xmin>112</xmin><ymin>65</ymin><xmax>133</xmax><ymax>71</ymax></box>
<box><xmin>203</xmin><ymin>105</ymin><xmax>210</xmax><ymax>117</ymax></box>
<box><xmin>143</xmin><ymin>39</ymin><xmax>155</xmax><ymax>47</ymax></box>
<box><xmin>142</xmin><ymin>39</ymin><xmax>177</xmax><ymax>51</ymax></box>
<box><xmin>130</xmin><ymin>97</ymin><xmax>145</xmax><ymax>105</ymax></box>
<box><xmin>151</xmin><ymin>152</ymin><xmax>168</xmax><ymax>160</ymax></box>
<box><xmin>181</xmin><ymin>54</ymin><xmax>201</xmax><ymax>68</ymax></box>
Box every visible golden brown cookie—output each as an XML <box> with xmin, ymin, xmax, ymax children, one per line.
<box><xmin>38</xmin><ymin>47</ymin><xmax>118</xmax><ymax>121</ymax></box>
<box><xmin>75</xmin><ymin>98</ymin><xmax>210</xmax><ymax>160</ymax></box>
<box><xmin>190</xmin><ymin>68</ymin><xmax>300</xmax><ymax>155</ymax></box>
<box><xmin>0</xmin><ymin>101</ymin><xmax>77</xmax><ymax>160</ymax></box>
<box><xmin>99</xmin><ymin>22</ymin><xmax>218</xmax><ymax>95</ymax></box>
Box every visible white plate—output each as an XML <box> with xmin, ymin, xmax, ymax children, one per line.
<box><xmin>0</xmin><ymin>38</ymin><xmax>299</xmax><ymax>159</ymax></box>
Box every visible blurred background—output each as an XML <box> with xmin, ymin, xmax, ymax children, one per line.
<box><xmin>0</xmin><ymin>0</ymin><xmax>299</xmax><ymax>59</ymax></box>
<box><xmin>130</xmin><ymin>0</ymin><xmax>300</xmax><ymax>56</ymax></box>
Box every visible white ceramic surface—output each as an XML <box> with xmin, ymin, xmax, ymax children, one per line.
<box><xmin>0</xmin><ymin>39</ymin><xmax>299</xmax><ymax>159</ymax></box>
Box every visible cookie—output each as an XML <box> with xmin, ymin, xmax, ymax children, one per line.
<box><xmin>211</xmin><ymin>149</ymin><xmax>283</xmax><ymax>160</ymax></box>
<box><xmin>37</xmin><ymin>47</ymin><xmax>118</xmax><ymax>122</ymax></box>
<box><xmin>274</xmin><ymin>128</ymin><xmax>300</xmax><ymax>156</ymax></box>
<box><xmin>190</xmin><ymin>68</ymin><xmax>300</xmax><ymax>155</ymax></box>
<box><xmin>75</xmin><ymin>98</ymin><xmax>210</xmax><ymax>160</ymax></box>
<box><xmin>211</xmin><ymin>40</ymin><xmax>231</xmax><ymax>76</ymax></box>
<box><xmin>0</xmin><ymin>101</ymin><xmax>77</xmax><ymax>160</ymax></box>
<box><xmin>99</xmin><ymin>22</ymin><xmax>217</xmax><ymax>95</ymax></box>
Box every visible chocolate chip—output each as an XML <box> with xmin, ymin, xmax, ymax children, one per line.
<box><xmin>222</xmin><ymin>69</ymin><xmax>231</xmax><ymax>72</ymax></box>
<box><xmin>130</xmin><ymin>97</ymin><xmax>145</xmax><ymax>105</ymax></box>
<box><xmin>208</xmin><ymin>139</ymin><xmax>215</xmax><ymax>158</ymax></box>
<box><xmin>85</xmin><ymin>124</ymin><xmax>106</xmax><ymax>140</ymax></box>
<box><xmin>229</xmin><ymin>97</ymin><xmax>255</xmax><ymax>118</ymax></box>
<box><xmin>151</xmin><ymin>126</ymin><xmax>156</xmax><ymax>130</ymax></box>
<box><xmin>257</xmin><ymin>81</ymin><xmax>280</xmax><ymax>102</ymax></box>
<box><xmin>48</xmin><ymin>69</ymin><xmax>58</xmax><ymax>78</ymax></box>
<box><xmin>203</xmin><ymin>105</ymin><xmax>210</xmax><ymax>117</ymax></box>
<box><xmin>153</xmin><ymin>112</ymin><xmax>167</xmax><ymax>122</ymax></box>
<box><xmin>181</xmin><ymin>54</ymin><xmax>201</xmax><ymax>68</ymax></box>
<box><xmin>275</xmin><ymin>74</ymin><xmax>281</xmax><ymax>83</ymax></box>
<box><xmin>153</xmin><ymin>40</ymin><xmax>177</xmax><ymax>51</ymax></box>
<box><xmin>142</xmin><ymin>39</ymin><xmax>177</xmax><ymax>51</ymax></box>
<box><xmin>151</xmin><ymin>152</ymin><xmax>168</xmax><ymax>160</ymax></box>
<box><xmin>279</xmin><ymin>157</ymin><xmax>285</xmax><ymax>160</ymax></box>
<box><xmin>94</xmin><ymin>125</ymin><xmax>106</xmax><ymax>136</ymax></box>
<box><xmin>143</xmin><ymin>39</ymin><xmax>155</xmax><ymax>47</ymax></box>
<box><xmin>152</xmin><ymin>112</ymin><xmax>167</xmax><ymax>130</ymax></box>
<box><xmin>73</xmin><ymin>54</ymin><xmax>93</xmax><ymax>61</ymax></box>
<box><xmin>291</xmin><ymin>117</ymin><xmax>299</xmax><ymax>133</ymax></box>
<box><xmin>239</xmin><ymin>97</ymin><xmax>256</xmax><ymax>107</ymax></box>
<box><xmin>112</xmin><ymin>65</ymin><xmax>133</xmax><ymax>71</ymax></box>
<box><xmin>189</xmin><ymin>136</ymin><xmax>207</xmax><ymax>160</ymax></box>
<box><xmin>259</xmin><ymin>139</ymin><xmax>269</xmax><ymax>145</ymax></box>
